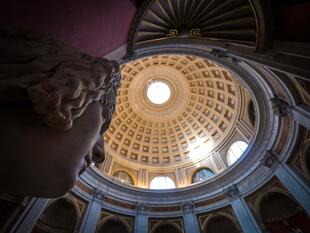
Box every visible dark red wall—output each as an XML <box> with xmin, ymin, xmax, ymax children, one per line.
<box><xmin>0</xmin><ymin>0</ymin><xmax>137</xmax><ymax>57</ymax></box>
<box><xmin>272</xmin><ymin>1</ymin><xmax>310</xmax><ymax>42</ymax></box>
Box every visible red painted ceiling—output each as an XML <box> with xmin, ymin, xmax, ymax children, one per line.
<box><xmin>0</xmin><ymin>0</ymin><xmax>137</xmax><ymax>57</ymax></box>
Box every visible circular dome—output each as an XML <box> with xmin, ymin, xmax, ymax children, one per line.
<box><xmin>146</xmin><ymin>81</ymin><xmax>171</xmax><ymax>105</ymax></box>
<box><xmin>101</xmin><ymin>54</ymin><xmax>255</xmax><ymax>189</ymax></box>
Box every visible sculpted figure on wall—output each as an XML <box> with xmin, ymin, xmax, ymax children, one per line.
<box><xmin>0</xmin><ymin>28</ymin><xmax>120</xmax><ymax>197</ymax></box>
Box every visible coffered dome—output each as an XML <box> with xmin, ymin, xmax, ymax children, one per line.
<box><xmin>100</xmin><ymin>54</ymin><xmax>254</xmax><ymax>188</ymax></box>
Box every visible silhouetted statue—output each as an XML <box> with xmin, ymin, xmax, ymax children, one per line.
<box><xmin>0</xmin><ymin>28</ymin><xmax>121</xmax><ymax>197</ymax></box>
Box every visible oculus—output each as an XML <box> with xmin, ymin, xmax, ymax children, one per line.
<box><xmin>146</xmin><ymin>81</ymin><xmax>171</xmax><ymax>105</ymax></box>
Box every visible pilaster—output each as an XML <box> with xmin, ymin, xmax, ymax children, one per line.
<box><xmin>261</xmin><ymin>151</ymin><xmax>310</xmax><ymax>215</ymax></box>
<box><xmin>224</xmin><ymin>184</ymin><xmax>263</xmax><ymax>233</ymax></box>
<box><xmin>134</xmin><ymin>202</ymin><xmax>148</xmax><ymax>233</ymax></box>
<box><xmin>182</xmin><ymin>201</ymin><xmax>200</xmax><ymax>233</ymax></box>
<box><xmin>79</xmin><ymin>189</ymin><xmax>104</xmax><ymax>233</ymax></box>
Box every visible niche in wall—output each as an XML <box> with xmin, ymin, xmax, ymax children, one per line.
<box><xmin>32</xmin><ymin>197</ymin><xmax>79</xmax><ymax>233</ymax></box>
<box><xmin>203</xmin><ymin>215</ymin><xmax>239</xmax><ymax>233</ymax></box>
<box><xmin>153</xmin><ymin>223</ymin><xmax>181</xmax><ymax>233</ymax></box>
<box><xmin>97</xmin><ymin>218</ymin><xmax>129</xmax><ymax>233</ymax></box>
<box><xmin>259</xmin><ymin>192</ymin><xmax>310</xmax><ymax>233</ymax></box>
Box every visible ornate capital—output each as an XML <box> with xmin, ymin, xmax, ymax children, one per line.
<box><xmin>260</xmin><ymin>150</ymin><xmax>278</xmax><ymax>168</ymax></box>
<box><xmin>137</xmin><ymin>202</ymin><xmax>148</xmax><ymax>212</ymax></box>
<box><xmin>270</xmin><ymin>97</ymin><xmax>291</xmax><ymax>117</ymax></box>
<box><xmin>224</xmin><ymin>184</ymin><xmax>239</xmax><ymax>199</ymax></box>
<box><xmin>93</xmin><ymin>188</ymin><xmax>105</xmax><ymax>201</ymax></box>
<box><xmin>182</xmin><ymin>201</ymin><xmax>193</xmax><ymax>212</ymax></box>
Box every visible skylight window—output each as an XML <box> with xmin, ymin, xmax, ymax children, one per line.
<box><xmin>147</xmin><ymin>81</ymin><xmax>171</xmax><ymax>104</ymax></box>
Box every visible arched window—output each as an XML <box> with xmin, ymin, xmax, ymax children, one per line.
<box><xmin>150</xmin><ymin>176</ymin><xmax>176</xmax><ymax>189</ymax></box>
<box><xmin>113</xmin><ymin>171</ymin><xmax>134</xmax><ymax>185</ymax></box>
<box><xmin>227</xmin><ymin>141</ymin><xmax>248</xmax><ymax>165</ymax></box>
<box><xmin>192</xmin><ymin>168</ymin><xmax>214</xmax><ymax>184</ymax></box>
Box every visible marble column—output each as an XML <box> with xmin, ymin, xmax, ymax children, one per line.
<box><xmin>182</xmin><ymin>201</ymin><xmax>200</xmax><ymax>233</ymax></box>
<box><xmin>225</xmin><ymin>184</ymin><xmax>263</xmax><ymax>233</ymax></box>
<box><xmin>134</xmin><ymin>203</ymin><xmax>148</xmax><ymax>233</ymax></box>
<box><xmin>261</xmin><ymin>151</ymin><xmax>310</xmax><ymax>215</ymax></box>
<box><xmin>79</xmin><ymin>189</ymin><xmax>104</xmax><ymax>233</ymax></box>
<box><xmin>9</xmin><ymin>198</ymin><xmax>49</xmax><ymax>233</ymax></box>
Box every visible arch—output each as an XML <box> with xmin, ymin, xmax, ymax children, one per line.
<box><xmin>257</xmin><ymin>191</ymin><xmax>300</xmax><ymax>223</ymax></box>
<box><xmin>112</xmin><ymin>170</ymin><xmax>134</xmax><ymax>185</ymax></box>
<box><xmin>151</xmin><ymin>220</ymin><xmax>183</xmax><ymax>233</ymax></box>
<box><xmin>35</xmin><ymin>196</ymin><xmax>80</xmax><ymax>233</ymax></box>
<box><xmin>256</xmin><ymin>190</ymin><xmax>310</xmax><ymax>233</ymax></box>
<box><xmin>203</xmin><ymin>213</ymin><xmax>240</xmax><ymax>233</ymax></box>
<box><xmin>150</xmin><ymin>176</ymin><xmax>176</xmax><ymax>190</ymax></box>
<box><xmin>227</xmin><ymin>141</ymin><xmax>248</xmax><ymax>165</ymax></box>
<box><xmin>128</xmin><ymin>0</ymin><xmax>260</xmax><ymax>54</ymax></box>
<box><xmin>97</xmin><ymin>216</ymin><xmax>131</xmax><ymax>233</ymax></box>
<box><xmin>254</xmin><ymin>187</ymin><xmax>289</xmax><ymax>219</ymax></box>
<box><xmin>191</xmin><ymin>168</ymin><xmax>215</xmax><ymax>184</ymax></box>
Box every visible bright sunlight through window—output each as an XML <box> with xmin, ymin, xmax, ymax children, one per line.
<box><xmin>227</xmin><ymin>141</ymin><xmax>248</xmax><ymax>165</ymax></box>
<box><xmin>147</xmin><ymin>81</ymin><xmax>171</xmax><ymax>104</ymax></box>
<box><xmin>150</xmin><ymin>176</ymin><xmax>176</xmax><ymax>189</ymax></box>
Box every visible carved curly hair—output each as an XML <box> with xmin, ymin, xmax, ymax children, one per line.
<box><xmin>0</xmin><ymin>27</ymin><xmax>121</xmax><ymax>130</ymax></box>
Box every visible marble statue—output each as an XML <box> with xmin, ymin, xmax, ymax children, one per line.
<box><xmin>0</xmin><ymin>28</ymin><xmax>121</xmax><ymax>197</ymax></box>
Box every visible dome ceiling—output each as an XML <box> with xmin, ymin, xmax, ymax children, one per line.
<box><xmin>104</xmin><ymin>54</ymin><xmax>241</xmax><ymax>169</ymax></box>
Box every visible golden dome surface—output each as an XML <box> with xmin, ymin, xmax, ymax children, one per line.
<box><xmin>103</xmin><ymin>54</ymin><xmax>242</xmax><ymax>170</ymax></box>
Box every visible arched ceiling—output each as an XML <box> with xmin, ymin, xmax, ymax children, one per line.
<box><xmin>130</xmin><ymin>0</ymin><xmax>257</xmax><ymax>50</ymax></box>
<box><xmin>104</xmin><ymin>54</ymin><xmax>242</xmax><ymax>169</ymax></box>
